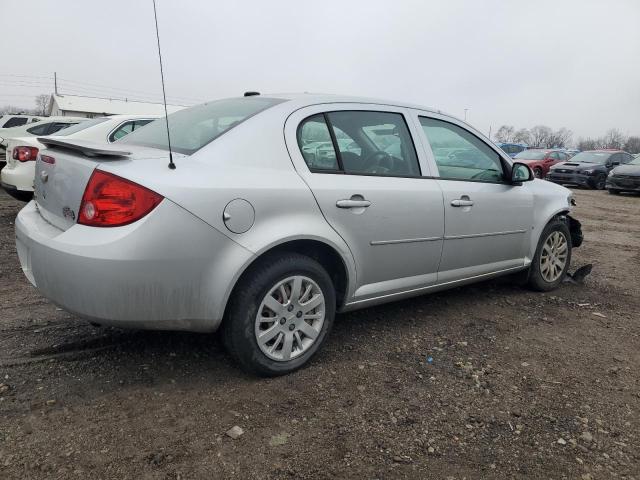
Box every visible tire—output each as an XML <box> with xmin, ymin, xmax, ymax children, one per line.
<box><xmin>527</xmin><ymin>218</ymin><xmax>572</xmax><ymax>292</ymax></box>
<box><xmin>608</xmin><ymin>189</ymin><xmax>620</xmax><ymax>195</ymax></box>
<box><xmin>592</xmin><ymin>173</ymin><xmax>606</xmax><ymax>190</ymax></box>
<box><xmin>4</xmin><ymin>188</ymin><xmax>33</xmax><ymax>202</ymax></box>
<box><xmin>222</xmin><ymin>253</ymin><xmax>336</xmax><ymax>376</ymax></box>
<box><xmin>533</xmin><ymin>167</ymin><xmax>543</xmax><ymax>179</ymax></box>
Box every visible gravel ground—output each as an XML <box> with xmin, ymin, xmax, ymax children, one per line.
<box><xmin>0</xmin><ymin>188</ymin><xmax>638</xmax><ymax>480</ymax></box>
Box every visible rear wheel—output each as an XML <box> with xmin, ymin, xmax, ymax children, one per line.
<box><xmin>527</xmin><ymin>218</ymin><xmax>572</xmax><ymax>291</ymax></box>
<box><xmin>608</xmin><ymin>189</ymin><xmax>621</xmax><ymax>195</ymax></box>
<box><xmin>593</xmin><ymin>173</ymin><xmax>607</xmax><ymax>190</ymax></box>
<box><xmin>222</xmin><ymin>253</ymin><xmax>335</xmax><ymax>376</ymax></box>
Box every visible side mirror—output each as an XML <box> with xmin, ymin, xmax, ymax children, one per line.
<box><xmin>511</xmin><ymin>162</ymin><xmax>534</xmax><ymax>183</ymax></box>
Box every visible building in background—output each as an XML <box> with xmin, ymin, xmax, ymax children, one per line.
<box><xmin>47</xmin><ymin>94</ymin><xmax>185</xmax><ymax>118</ymax></box>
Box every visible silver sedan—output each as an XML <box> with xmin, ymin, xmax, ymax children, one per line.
<box><xmin>15</xmin><ymin>94</ymin><xmax>582</xmax><ymax>375</ymax></box>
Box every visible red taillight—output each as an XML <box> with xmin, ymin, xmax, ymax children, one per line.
<box><xmin>78</xmin><ymin>170</ymin><xmax>163</xmax><ymax>227</ymax></box>
<box><xmin>12</xmin><ymin>146</ymin><xmax>39</xmax><ymax>162</ymax></box>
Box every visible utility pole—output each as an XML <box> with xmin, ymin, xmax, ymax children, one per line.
<box><xmin>488</xmin><ymin>125</ymin><xmax>492</xmax><ymax>140</ymax></box>
<box><xmin>54</xmin><ymin>72</ymin><xmax>58</xmax><ymax>95</ymax></box>
<box><xmin>464</xmin><ymin>108</ymin><xmax>469</xmax><ymax>121</ymax></box>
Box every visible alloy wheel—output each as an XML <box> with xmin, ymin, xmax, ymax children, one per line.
<box><xmin>540</xmin><ymin>231</ymin><xmax>568</xmax><ymax>282</ymax></box>
<box><xmin>254</xmin><ymin>275</ymin><xmax>326</xmax><ymax>361</ymax></box>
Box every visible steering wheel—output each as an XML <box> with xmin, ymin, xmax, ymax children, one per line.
<box><xmin>363</xmin><ymin>151</ymin><xmax>394</xmax><ymax>174</ymax></box>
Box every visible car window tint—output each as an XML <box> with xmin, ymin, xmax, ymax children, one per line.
<box><xmin>133</xmin><ymin>119</ymin><xmax>153</xmax><ymax>130</ymax></box>
<box><xmin>109</xmin><ymin>122</ymin><xmax>135</xmax><ymax>142</ymax></box>
<box><xmin>3</xmin><ymin>117</ymin><xmax>28</xmax><ymax>128</ymax></box>
<box><xmin>297</xmin><ymin>114</ymin><xmax>339</xmax><ymax>171</ymax></box>
<box><xmin>48</xmin><ymin>122</ymin><xmax>77</xmax><ymax>135</ymax></box>
<box><xmin>326</xmin><ymin>111</ymin><xmax>420</xmax><ymax>177</ymax></box>
<box><xmin>26</xmin><ymin>123</ymin><xmax>50</xmax><ymax>135</ymax></box>
<box><xmin>420</xmin><ymin>117</ymin><xmax>504</xmax><ymax>182</ymax></box>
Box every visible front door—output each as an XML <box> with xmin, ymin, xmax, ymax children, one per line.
<box><xmin>285</xmin><ymin>105</ymin><xmax>445</xmax><ymax>301</ymax></box>
<box><xmin>416</xmin><ymin>114</ymin><xmax>534</xmax><ymax>282</ymax></box>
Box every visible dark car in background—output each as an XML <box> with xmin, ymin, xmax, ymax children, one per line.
<box><xmin>606</xmin><ymin>155</ymin><xmax>640</xmax><ymax>194</ymax></box>
<box><xmin>514</xmin><ymin>149</ymin><xmax>570</xmax><ymax>178</ymax></box>
<box><xmin>547</xmin><ymin>150</ymin><xmax>635</xmax><ymax>189</ymax></box>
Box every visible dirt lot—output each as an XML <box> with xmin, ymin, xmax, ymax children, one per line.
<box><xmin>0</xmin><ymin>188</ymin><xmax>638</xmax><ymax>480</ymax></box>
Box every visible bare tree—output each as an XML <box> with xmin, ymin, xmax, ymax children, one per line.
<box><xmin>602</xmin><ymin>129</ymin><xmax>626</xmax><ymax>149</ymax></box>
<box><xmin>529</xmin><ymin>125</ymin><xmax>552</xmax><ymax>148</ymax></box>
<box><xmin>513</xmin><ymin>128</ymin><xmax>531</xmax><ymax>145</ymax></box>
<box><xmin>577</xmin><ymin>137</ymin><xmax>599</xmax><ymax>151</ymax></box>
<box><xmin>544</xmin><ymin>127</ymin><xmax>573</xmax><ymax>148</ymax></box>
<box><xmin>494</xmin><ymin>125</ymin><xmax>515</xmax><ymax>143</ymax></box>
<box><xmin>623</xmin><ymin>136</ymin><xmax>640</xmax><ymax>154</ymax></box>
<box><xmin>35</xmin><ymin>94</ymin><xmax>50</xmax><ymax>116</ymax></box>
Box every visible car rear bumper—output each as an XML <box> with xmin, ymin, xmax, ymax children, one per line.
<box><xmin>546</xmin><ymin>172</ymin><xmax>593</xmax><ymax>187</ymax></box>
<box><xmin>1</xmin><ymin>161</ymin><xmax>34</xmax><ymax>191</ymax></box>
<box><xmin>15</xmin><ymin>200</ymin><xmax>254</xmax><ymax>332</ymax></box>
<box><xmin>606</xmin><ymin>176</ymin><xmax>640</xmax><ymax>191</ymax></box>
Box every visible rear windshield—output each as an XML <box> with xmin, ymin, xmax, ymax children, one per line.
<box><xmin>515</xmin><ymin>150</ymin><xmax>546</xmax><ymax>160</ymax></box>
<box><xmin>119</xmin><ymin>97</ymin><xmax>285</xmax><ymax>155</ymax></box>
<box><xmin>54</xmin><ymin>117</ymin><xmax>110</xmax><ymax>136</ymax></box>
<box><xmin>570</xmin><ymin>151</ymin><xmax>612</xmax><ymax>164</ymax></box>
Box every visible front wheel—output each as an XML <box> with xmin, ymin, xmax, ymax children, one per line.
<box><xmin>222</xmin><ymin>253</ymin><xmax>335</xmax><ymax>376</ymax></box>
<box><xmin>527</xmin><ymin>218</ymin><xmax>572</xmax><ymax>291</ymax></box>
<box><xmin>533</xmin><ymin>167</ymin><xmax>543</xmax><ymax>179</ymax></box>
<box><xmin>592</xmin><ymin>173</ymin><xmax>607</xmax><ymax>190</ymax></box>
<box><xmin>608</xmin><ymin>189</ymin><xmax>620</xmax><ymax>195</ymax></box>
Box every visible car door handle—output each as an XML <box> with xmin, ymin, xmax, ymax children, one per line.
<box><xmin>336</xmin><ymin>199</ymin><xmax>372</xmax><ymax>209</ymax></box>
<box><xmin>451</xmin><ymin>199</ymin><xmax>474</xmax><ymax>207</ymax></box>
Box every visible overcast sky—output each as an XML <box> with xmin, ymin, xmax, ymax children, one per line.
<box><xmin>2</xmin><ymin>0</ymin><xmax>639</xmax><ymax>139</ymax></box>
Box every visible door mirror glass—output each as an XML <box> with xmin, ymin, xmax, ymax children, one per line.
<box><xmin>511</xmin><ymin>162</ymin><xmax>533</xmax><ymax>183</ymax></box>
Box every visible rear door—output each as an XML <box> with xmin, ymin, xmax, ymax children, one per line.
<box><xmin>414</xmin><ymin>111</ymin><xmax>533</xmax><ymax>282</ymax></box>
<box><xmin>285</xmin><ymin>104</ymin><xmax>444</xmax><ymax>301</ymax></box>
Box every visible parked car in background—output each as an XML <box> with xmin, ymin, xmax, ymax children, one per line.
<box><xmin>547</xmin><ymin>150</ymin><xmax>635</xmax><ymax>189</ymax></box>
<box><xmin>0</xmin><ymin>114</ymin><xmax>41</xmax><ymax>129</ymax></box>
<box><xmin>496</xmin><ymin>142</ymin><xmax>528</xmax><ymax>158</ymax></box>
<box><xmin>564</xmin><ymin>149</ymin><xmax>580</xmax><ymax>158</ymax></box>
<box><xmin>513</xmin><ymin>149</ymin><xmax>571</xmax><ymax>178</ymax></box>
<box><xmin>1</xmin><ymin>115</ymin><xmax>157</xmax><ymax>201</ymax></box>
<box><xmin>15</xmin><ymin>94</ymin><xmax>582</xmax><ymax>376</ymax></box>
<box><xmin>606</xmin><ymin>155</ymin><xmax>640</xmax><ymax>194</ymax></box>
<box><xmin>0</xmin><ymin>116</ymin><xmax>84</xmax><ymax>167</ymax></box>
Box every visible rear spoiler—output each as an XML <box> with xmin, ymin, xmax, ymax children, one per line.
<box><xmin>38</xmin><ymin>138</ymin><xmax>131</xmax><ymax>157</ymax></box>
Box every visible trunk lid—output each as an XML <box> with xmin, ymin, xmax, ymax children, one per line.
<box><xmin>34</xmin><ymin>139</ymin><xmax>134</xmax><ymax>231</ymax></box>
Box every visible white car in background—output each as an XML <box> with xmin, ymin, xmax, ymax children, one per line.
<box><xmin>0</xmin><ymin>114</ymin><xmax>42</xmax><ymax>129</ymax></box>
<box><xmin>1</xmin><ymin>115</ymin><xmax>157</xmax><ymax>201</ymax></box>
<box><xmin>0</xmin><ymin>116</ymin><xmax>84</xmax><ymax>165</ymax></box>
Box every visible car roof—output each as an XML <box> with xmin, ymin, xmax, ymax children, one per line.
<box><xmin>258</xmin><ymin>92</ymin><xmax>448</xmax><ymax>116</ymax></box>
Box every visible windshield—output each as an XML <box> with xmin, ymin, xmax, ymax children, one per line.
<box><xmin>515</xmin><ymin>150</ymin><xmax>547</xmax><ymax>160</ymax></box>
<box><xmin>54</xmin><ymin>117</ymin><xmax>110</xmax><ymax>136</ymax></box>
<box><xmin>570</xmin><ymin>151</ymin><xmax>612</xmax><ymax>164</ymax></box>
<box><xmin>119</xmin><ymin>97</ymin><xmax>285</xmax><ymax>155</ymax></box>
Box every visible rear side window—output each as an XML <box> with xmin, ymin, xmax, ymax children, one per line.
<box><xmin>27</xmin><ymin>123</ymin><xmax>50</xmax><ymax>135</ymax></box>
<box><xmin>119</xmin><ymin>97</ymin><xmax>285</xmax><ymax>155</ymax></box>
<box><xmin>48</xmin><ymin>122</ymin><xmax>78</xmax><ymax>134</ymax></box>
<box><xmin>3</xmin><ymin>117</ymin><xmax>28</xmax><ymax>128</ymax></box>
<box><xmin>297</xmin><ymin>111</ymin><xmax>421</xmax><ymax>177</ymax></box>
<box><xmin>420</xmin><ymin>117</ymin><xmax>504</xmax><ymax>182</ymax></box>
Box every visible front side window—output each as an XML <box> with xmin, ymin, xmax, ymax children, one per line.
<box><xmin>297</xmin><ymin>111</ymin><xmax>420</xmax><ymax>177</ymax></box>
<box><xmin>420</xmin><ymin>117</ymin><xmax>504</xmax><ymax>182</ymax></box>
